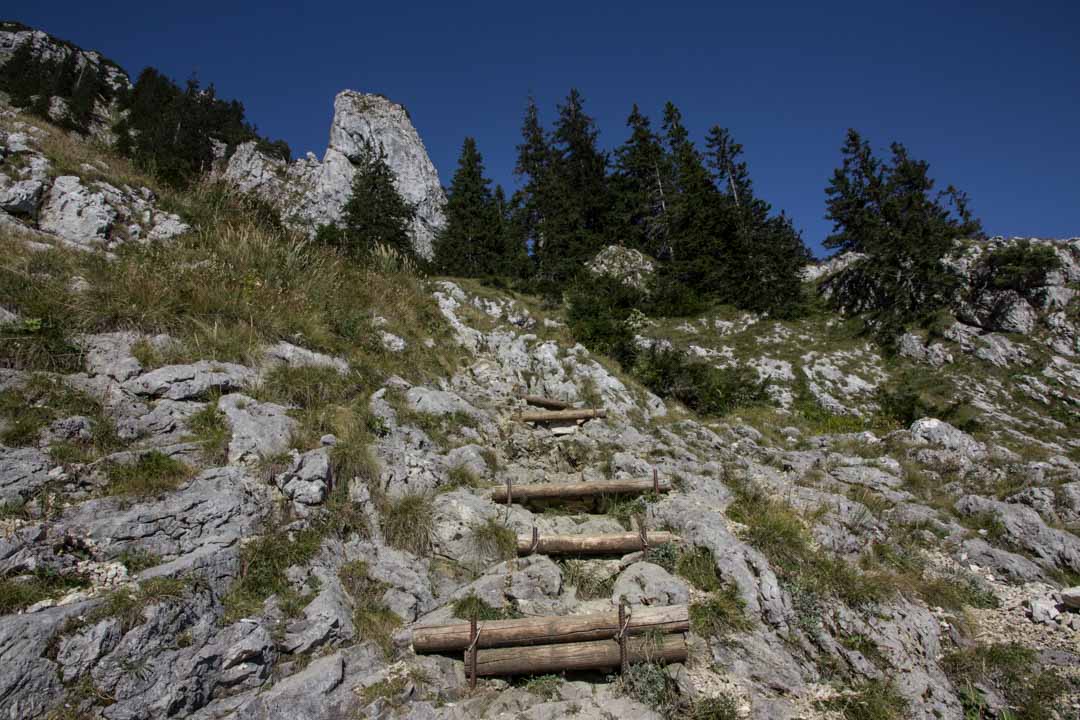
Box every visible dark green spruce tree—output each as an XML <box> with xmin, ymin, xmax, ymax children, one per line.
<box><xmin>705</xmin><ymin>126</ymin><xmax>809</xmax><ymax>316</ymax></box>
<box><xmin>824</xmin><ymin>129</ymin><xmax>983</xmax><ymax>341</ymax></box>
<box><xmin>433</xmin><ymin>137</ymin><xmax>505</xmax><ymax>276</ymax></box>
<box><xmin>661</xmin><ymin>102</ymin><xmax>722</xmax><ymax>293</ymax></box>
<box><xmin>534</xmin><ymin>89</ymin><xmax>610</xmax><ymax>289</ymax></box>
<box><xmin>609</xmin><ymin>104</ymin><xmax>672</xmax><ymax>258</ymax></box>
<box><xmin>512</xmin><ymin>96</ymin><xmax>552</xmax><ymax>272</ymax></box>
<box><xmin>317</xmin><ymin>139</ymin><xmax>417</xmax><ymax>260</ymax></box>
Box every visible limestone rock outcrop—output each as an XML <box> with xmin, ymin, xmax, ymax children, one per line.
<box><xmin>223</xmin><ymin>90</ymin><xmax>446</xmax><ymax>259</ymax></box>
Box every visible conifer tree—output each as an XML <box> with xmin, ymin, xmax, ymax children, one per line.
<box><xmin>705</xmin><ymin>125</ymin><xmax>809</xmax><ymax>315</ymax></box>
<box><xmin>824</xmin><ymin>129</ymin><xmax>983</xmax><ymax>339</ymax></box>
<box><xmin>610</xmin><ymin>104</ymin><xmax>671</xmax><ymax>258</ymax></box>
<box><xmin>317</xmin><ymin>139</ymin><xmax>417</xmax><ymax>260</ymax></box>
<box><xmin>536</xmin><ymin>89</ymin><xmax>610</xmax><ymax>286</ymax></box>
<box><xmin>433</xmin><ymin>137</ymin><xmax>504</xmax><ymax>276</ymax></box>
<box><xmin>512</xmin><ymin>96</ymin><xmax>552</xmax><ymax>261</ymax></box>
<box><xmin>661</xmin><ymin>102</ymin><xmax>721</xmax><ymax>292</ymax></box>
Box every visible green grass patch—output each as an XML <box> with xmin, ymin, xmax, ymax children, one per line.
<box><xmin>102</xmin><ymin>451</ymin><xmax>192</xmax><ymax>497</ymax></box>
<box><xmin>451</xmin><ymin>592</ymin><xmax>519</xmax><ymax>621</ymax></box>
<box><xmin>819</xmin><ymin>679</ymin><xmax>907</xmax><ymax>720</ymax></box>
<box><xmin>116</xmin><ymin>548</ymin><xmax>162</xmax><ymax>574</ymax></box>
<box><xmin>522</xmin><ymin>674</ymin><xmax>562</xmax><ymax>701</ymax></box>
<box><xmin>379</xmin><ymin>492</ymin><xmax>434</xmax><ymax>557</ymax></box>
<box><xmin>0</xmin><ymin>568</ymin><xmax>90</xmax><ymax>614</ymax></box>
<box><xmin>560</xmin><ymin>560</ymin><xmax>616</xmax><ymax>600</ymax></box>
<box><xmin>185</xmin><ymin>400</ymin><xmax>230</xmax><ymax>465</ymax></box>
<box><xmin>338</xmin><ymin>560</ymin><xmax>401</xmax><ymax>657</ymax></box>
<box><xmin>442</xmin><ymin>464</ymin><xmax>487</xmax><ymax>492</ymax></box>
<box><xmin>690</xmin><ymin>583</ymin><xmax>752</xmax><ymax>637</ymax></box>
<box><xmin>0</xmin><ymin>374</ymin><xmax>122</xmax><ymax>456</ymax></box>
<box><xmin>690</xmin><ymin>695</ymin><xmax>740</xmax><ymax>720</ymax></box>
<box><xmin>943</xmin><ymin>643</ymin><xmax>1071</xmax><ymax>720</ymax></box>
<box><xmin>468</xmin><ymin>517</ymin><xmax>517</xmax><ymax>562</ymax></box>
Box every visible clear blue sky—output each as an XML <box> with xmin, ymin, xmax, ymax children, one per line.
<box><xmin>9</xmin><ymin>1</ymin><xmax>1079</xmax><ymax>256</ymax></box>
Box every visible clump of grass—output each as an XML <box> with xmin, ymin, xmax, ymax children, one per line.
<box><xmin>468</xmin><ymin>517</ymin><xmax>517</xmax><ymax>562</ymax></box>
<box><xmin>691</xmin><ymin>695</ymin><xmax>740</xmax><ymax>720</ymax></box>
<box><xmin>689</xmin><ymin>583</ymin><xmax>752</xmax><ymax>637</ymax></box>
<box><xmin>223</xmin><ymin>480</ymin><xmax>368</xmax><ymax>622</ymax></box>
<box><xmin>819</xmin><ymin>679</ymin><xmax>907</xmax><ymax>720</ymax></box>
<box><xmin>600</xmin><ymin>494</ymin><xmax>650</xmax><ymax>530</ymax></box>
<box><xmin>561</xmin><ymin>560</ymin><xmax>616</xmax><ymax>600</ymax></box>
<box><xmin>0</xmin><ymin>568</ymin><xmax>90</xmax><ymax>614</ymax></box>
<box><xmin>943</xmin><ymin>643</ymin><xmax>1070</xmax><ymax>720</ymax></box>
<box><xmin>116</xmin><ymin>548</ymin><xmax>161</xmax><ymax>574</ymax></box>
<box><xmin>451</xmin><ymin>592</ymin><xmax>518</xmax><ymax>621</ymax></box>
<box><xmin>959</xmin><ymin>510</ymin><xmax>1011</xmax><ymax>546</ymax></box>
<box><xmin>338</xmin><ymin>560</ymin><xmax>401</xmax><ymax>657</ymax></box>
<box><xmin>675</xmin><ymin>546</ymin><xmax>723</xmax><ymax>592</ymax></box>
<box><xmin>726</xmin><ymin>481</ymin><xmax>896</xmax><ymax>617</ymax></box>
<box><xmin>522</xmin><ymin>674</ymin><xmax>562</xmax><ymax>700</ymax></box>
<box><xmin>55</xmin><ymin>576</ymin><xmax>191</xmax><ymax>643</ymax></box>
<box><xmin>257</xmin><ymin>365</ymin><xmax>355</xmax><ymax>409</ymax></box>
<box><xmin>861</xmin><ymin>537</ymin><xmax>999</xmax><ymax>612</ymax></box>
<box><xmin>442</xmin><ymin>464</ymin><xmax>486</xmax><ymax>492</ymax></box>
<box><xmin>379</xmin><ymin>492</ymin><xmax>434</xmax><ymax>557</ymax></box>
<box><xmin>620</xmin><ymin>660</ymin><xmax>682</xmax><ymax>718</ymax></box>
<box><xmin>644</xmin><ymin>542</ymin><xmax>679</xmax><ymax>573</ymax></box>
<box><xmin>0</xmin><ymin>374</ymin><xmax>122</xmax><ymax>455</ymax></box>
<box><xmin>186</xmin><ymin>400</ymin><xmax>230</xmax><ymax>464</ymax></box>
<box><xmin>102</xmin><ymin>451</ymin><xmax>192</xmax><ymax>497</ymax></box>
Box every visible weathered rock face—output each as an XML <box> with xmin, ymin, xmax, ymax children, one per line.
<box><xmin>586</xmin><ymin>245</ymin><xmax>656</xmax><ymax>291</ymax></box>
<box><xmin>0</xmin><ymin>22</ymin><xmax>130</xmax><ymax>139</ymax></box>
<box><xmin>223</xmin><ymin>90</ymin><xmax>446</xmax><ymax>259</ymax></box>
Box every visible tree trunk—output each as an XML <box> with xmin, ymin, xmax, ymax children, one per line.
<box><xmin>522</xmin><ymin>395</ymin><xmax>574</xmax><ymax>410</ymax></box>
<box><xmin>412</xmin><ymin>605</ymin><xmax>688</xmax><ymax>653</ymax></box>
<box><xmin>517</xmin><ymin>531</ymin><xmax>676</xmax><ymax>556</ymax></box>
<box><xmin>492</xmin><ymin>479</ymin><xmax>668</xmax><ymax>504</ymax></box>
<box><xmin>471</xmin><ymin>633</ymin><xmax>687</xmax><ymax>676</ymax></box>
<box><xmin>518</xmin><ymin>409</ymin><xmax>607</xmax><ymax>423</ymax></box>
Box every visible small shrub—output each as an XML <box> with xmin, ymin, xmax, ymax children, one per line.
<box><xmin>338</xmin><ymin>560</ymin><xmax>401</xmax><ymax>657</ymax></box>
<box><xmin>380</xmin><ymin>492</ymin><xmax>434</xmax><ymax>557</ymax></box>
<box><xmin>103</xmin><ymin>451</ymin><xmax>192</xmax><ymax>497</ymax></box>
<box><xmin>977</xmin><ymin>240</ymin><xmax>1062</xmax><ymax>294</ymax></box>
<box><xmin>643</xmin><ymin>542</ymin><xmax>679</xmax><ymax>573</ymax></box>
<box><xmin>601</xmin><ymin>494</ymin><xmax>649</xmax><ymax>530</ymax></box>
<box><xmin>634</xmin><ymin>348</ymin><xmax>769</xmax><ymax>417</ymax></box>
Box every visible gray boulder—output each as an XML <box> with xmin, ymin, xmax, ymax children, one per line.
<box><xmin>0</xmin><ymin>445</ymin><xmax>53</xmax><ymax>504</ymax></box>
<box><xmin>611</xmin><ymin>561</ymin><xmax>689</xmax><ymax>607</ymax></box>
<box><xmin>263</xmin><ymin>341</ymin><xmax>349</xmax><ymax>375</ymax></box>
<box><xmin>274</xmin><ymin>448</ymin><xmax>332</xmax><ymax>508</ymax></box>
<box><xmin>37</xmin><ymin>175</ymin><xmax>116</xmax><ymax>247</ymax></box>
<box><xmin>218</xmin><ymin>393</ymin><xmax>297</xmax><ymax>464</ymax></box>
<box><xmin>0</xmin><ymin>178</ymin><xmax>44</xmax><ymax>215</ymax></box>
<box><xmin>124</xmin><ymin>361</ymin><xmax>255</xmax><ymax>400</ymax></box>
<box><xmin>955</xmin><ymin>495</ymin><xmax>1080</xmax><ymax>574</ymax></box>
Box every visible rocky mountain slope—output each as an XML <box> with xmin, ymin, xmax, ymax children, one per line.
<box><xmin>2</xmin><ymin>35</ymin><xmax>1080</xmax><ymax>720</ymax></box>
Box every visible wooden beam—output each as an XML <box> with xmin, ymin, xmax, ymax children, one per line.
<box><xmin>492</xmin><ymin>479</ymin><xmax>668</xmax><ymax>504</ymax></box>
<box><xmin>412</xmin><ymin>605</ymin><xmax>688</xmax><ymax>653</ymax></box>
<box><xmin>523</xmin><ymin>395</ymin><xmax>573</xmax><ymax>410</ymax></box>
<box><xmin>517</xmin><ymin>531</ymin><xmax>676</xmax><ymax>556</ymax></box>
<box><xmin>518</xmin><ymin>409</ymin><xmax>607</xmax><ymax>423</ymax></box>
<box><xmin>472</xmin><ymin>633</ymin><xmax>687</xmax><ymax>676</ymax></box>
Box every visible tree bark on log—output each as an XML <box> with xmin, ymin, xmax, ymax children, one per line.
<box><xmin>472</xmin><ymin>633</ymin><xmax>687</xmax><ymax>676</ymax></box>
<box><xmin>492</xmin><ymin>479</ymin><xmax>669</xmax><ymax>503</ymax></box>
<box><xmin>516</xmin><ymin>531</ymin><xmax>676</xmax><ymax>556</ymax></box>
<box><xmin>522</xmin><ymin>395</ymin><xmax>574</xmax><ymax>410</ymax></box>
<box><xmin>412</xmin><ymin>605</ymin><xmax>688</xmax><ymax>653</ymax></box>
<box><xmin>518</xmin><ymin>409</ymin><xmax>607</xmax><ymax>423</ymax></box>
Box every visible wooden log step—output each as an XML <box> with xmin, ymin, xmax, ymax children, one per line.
<box><xmin>518</xmin><ymin>409</ymin><xmax>607</xmax><ymax>423</ymax></box>
<box><xmin>492</xmin><ymin>479</ymin><xmax>669</xmax><ymax>504</ymax></box>
<box><xmin>472</xmin><ymin>633</ymin><xmax>687</xmax><ymax>676</ymax></box>
<box><xmin>522</xmin><ymin>395</ymin><xmax>574</xmax><ymax>410</ymax></box>
<box><xmin>412</xmin><ymin>605</ymin><xmax>688</xmax><ymax>653</ymax></box>
<box><xmin>517</xmin><ymin>531</ymin><xmax>676</xmax><ymax>556</ymax></box>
